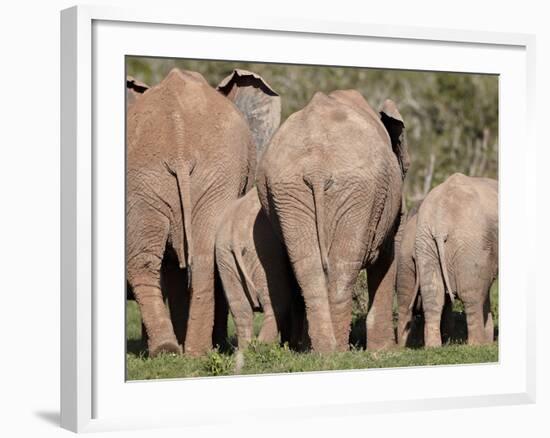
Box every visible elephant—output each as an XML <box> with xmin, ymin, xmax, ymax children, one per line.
<box><xmin>126</xmin><ymin>68</ymin><xmax>280</xmax><ymax>357</ymax></box>
<box><xmin>256</xmin><ymin>89</ymin><xmax>409</xmax><ymax>352</ymax></box>
<box><xmin>395</xmin><ymin>202</ymin><xmax>454</xmax><ymax>347</ymax></box>
<box><xmin>414</xmin><ymin>173</ymin><xmax>498</xmax><ymax>347</ymax></box>
<box><xmin>215</xmin><ymin>187</ymin><xmax>307</xmax><ymax>352</ymax></box>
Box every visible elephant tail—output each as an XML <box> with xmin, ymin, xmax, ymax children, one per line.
<box><xmin>232</xmin><ymin>247</ymin><xmax>260</xmax><ymax>309</ymax></box>
<box><xmin>310</xmin><ymin>179</ymin><xmax>329</xmax><ymax>276</ymax></box>
<box><xmin>164</xmin><ymin>160</ymin><xmax>194</xmax><ymax>288</ymax></box>
<box><xmin>434</xmin><ymin>235</ymin><xmax>454</xmax><ymax>304</ymax></box>
<box><xmin>407</xmin><ymin>258</ymin><xmax>421</xmax><ymax>311</ymax></box>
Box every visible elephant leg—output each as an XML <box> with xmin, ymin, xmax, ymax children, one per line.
<box><xmin>231</xmin><ymin>290</ymin><xmax>254</xmax><ymax>350</ymax></box>
<box><xmin>463</xmin><ymin>298</ymin><xmax>488</xmax><ymax>345</ymax></box>
<box><xmin>217</xmin><ymin>255</ymin><xmax>253</xmax><ymax>350</ymax></box>
<box><xmin>329</xmin><ymin>260</ymin><xmax>362</xmax><ymax>351</ymax></box>
<box><xmin>420</xmin><ymin>266</ymin><xmax>445</xmax><ymax>348</ymax></box>
<box><xmin>293</xmin><ymin>255</ymin><xmax>337</xmax><ymax>353</ymax></box>
<box><xmin>127</xmin><ymin>205</ymin><xmax>180</xmax><ymax>357</ymax></box>
<box><xmin>185</xmin><ymin>253</ymin><xmax>216</xmax><ymax>356</ymax></box>
<box><xmin>483</xmin><ymin>293</ymin><xmax>494</xmax><ymax>343</ymax></box>
<box><xmin>258</xmin><ymin>292</ymin><xmax>279</xmax><ymax>344</ymax></box>
<box><xmin>440</xmin><ymin>294</ymin><xmax>455</xmax><ymax>344</ymax></box>
<box><xmin>396</xmin><ymin>267</ymin><xmax>418</xmax><ymax>347</ymax></box>
<box><xmin>162</xmin><ymin>262</ymin><xmax>189</xmax><ymax>347</ymax></box>
<box><xmin>366</xmin><ymin>249</ymin><xmax>397</xmax><ymax>350</ymax></box>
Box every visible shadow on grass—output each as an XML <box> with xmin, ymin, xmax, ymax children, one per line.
<box><xmin>127</xmin><ymin>338</ymin><xmax>146</xmax><ymax>356</ymax></box>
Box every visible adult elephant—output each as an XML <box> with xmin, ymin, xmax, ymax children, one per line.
<box><xmin>256</xmin><ymin>90</ymin><xmax>409</xmax><ymax>352</ymax></box>
<box><xmin>415</xmin><ymin>173</ymin><xmax>498</xmax><ymax>347</ymax></box>
<box><xmin>126</xmin><ymin>68</ymin><xmax>279</xmax><ymax>357</ymax></box>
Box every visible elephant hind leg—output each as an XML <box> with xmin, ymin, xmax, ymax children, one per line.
<box><xmin>217</xmin><ymin>256</ymin><xmax>254</xmax><ymax>351</ymax></box>
<box><xmin>420</xmin><ymin>267</ymin><xmax>445</xmax><ymax>348</ymax></box>
<box><xmin>483</xmin><ymin>292</ymin><xmax>495</xmax><ymax>343</ymax></box>
<box><xmin>258</xmin><ymin>292</ymin><xmax>280</xmax><ymax>344</ymax></box>
<box><xmin>127</xmin><ymin>205</ymin><xmax>180</xmax><ymax>357</ymax></box>
<box><xmin>128</xmin><ymin>258</ymin><xmax>181</xmax><ymax>357</ymax></box>
<box><xmin>330</xmin><ymin>261</ymin><xmax>362</xmax><ymax>351</ymax></box>
<box><xmin>293</xmin><ymin>255</ymin><xmax>337</xmax><ymax>353</ymax></box>
<box><xmin>472</xmin><ymin>288</ymin><xmax>494</xmax><ymax>344</ymax></box>
<box><xmin>462</xmin><ymin>289</ymin><xmax>493</xmax><ymax>346</ymax></box>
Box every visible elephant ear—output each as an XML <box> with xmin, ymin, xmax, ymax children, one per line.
<box><xmin>217</xmin><ymin>69</ymin><xmax>281</xmax><ymax>158</ymax></box>
<box><xmin>380</xmin><ymin>99</ymin><xmax>410</xmax><ymax>178</ymax></box>
<box><xmin>126</xmin><ymin>76</ymin><xmax>149</xmax><ymax>108</ymax></box>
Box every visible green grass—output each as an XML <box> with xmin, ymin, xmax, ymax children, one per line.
<box><xmin>126</xmin><ymin>279</ymin><xmax>499</xmax><ymax>380</ymax></box>
<box><xmin>127</xmin><ymin>340</ymin><xmax>498</xmax><ymax>380</ymax></box>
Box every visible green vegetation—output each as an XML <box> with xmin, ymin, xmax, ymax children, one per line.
<box><xmin>127</xmin><ymin>340</ymin><xmax>498</xmax><ymax>380</ymax></box>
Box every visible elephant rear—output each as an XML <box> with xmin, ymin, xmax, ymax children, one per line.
<box><xmin>256</xmin><ymin>90</ymin><xmax>409</xmax><ymax>352</ymax></box>
<box><xmin>415</xmin><ymin>173</ymin><xmax>498</xmax><ymax>346</ymax></box>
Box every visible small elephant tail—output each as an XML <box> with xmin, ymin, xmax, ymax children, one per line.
<box><xmin>407</xmin><ymin>258</ymin><xmax>422</xmax><ymax>311</ymax></box>
<box><xmin>232</xmin><ymin>247</ymin><xmax>260</xmax><ymax>309</ymax></box>
<box><xmin>434</xmin><ymin>234</ymin><xmax>454</xmax><ymax>304</ymax></box>
<box><xmin>310</xmin><ymin>179</ymin><xmax>329</xmax><ymax>276</ymax></box>
<box><xmin>164</xmin><ymin>160</ymin><xmax>194</xmax><ymax>288</ymax></box>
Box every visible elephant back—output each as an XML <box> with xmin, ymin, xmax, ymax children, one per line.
<box><xmin>127</xmin><ymin>68</ymin><xmax>255</xmax><ymax>173</ymax></box>
<box><xmin>259</xmin><ymin>90</ymin><xmax>398</xmax><ymax>183</ymax></box>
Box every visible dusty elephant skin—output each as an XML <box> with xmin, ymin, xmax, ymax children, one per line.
<box><xmin>217</xmin><ymin>69</ymin><xmax>281</xmax><ymax>159</ymax></box>
<box><xmin>215</xmin><ymin>187</ymin><xmax>307</xmax><ymax>352</ymax></box>
<box><xmin>396</xmin><ymin>206</ymin><xmax>422</xmax><ymax>347</ymax></box>
<box><xmin>256</xmin><ymin>90</ymin><xmax>409</xmax><ymax>352</ymax></box>
<box><xmin>126</xmin><ymin>69</ymin><xmax>258</xmax><ymax>357</ymax></box>
<box><xmin>415</xmin><ymin>173</ymin><xmax>498</xmax><ymax>347</ymax></box>
<box><xmin>395</xmin><ymin>203</ymin><xmax>454</xmax><ymax>347</ymax></box>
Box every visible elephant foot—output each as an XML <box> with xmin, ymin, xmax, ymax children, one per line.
<box><xmin>148</xmin><ymin>337</ymin><xmax>182</xmax><ymax>358</ymax></box>
<box><xmin>366</xmin><ymin>327</ymin><xmax>396</xmax><ymax>350</ymax></box>
<box><xmin>184</xmin><ymin>339</ymin><xmax>213</xmax><ymax>357</ymax></box>
<box><xmin>310</xmin><ymin>336</ymin><xmax>338</xmax><ymax>354</ymax></box>
<box><xmin>367</xmin><ymin>338</ymin><xmax>396</xmax><ymax>351</ymax></box>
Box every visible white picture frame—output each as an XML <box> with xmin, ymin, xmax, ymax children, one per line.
<box><xmin>60</xmin><ymin>4</ymin><xmax>536</xmax><ymax>433</ymax></box>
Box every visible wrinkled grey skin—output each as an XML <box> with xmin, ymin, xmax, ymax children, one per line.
<box><xmin>126</xmin><ymin>68</ymin><xmax>279</xmax><ymax>357</ymax></box>
<box><xmin>395</xmin><ymin>203</ymin><xmax>454</xmax><ymax>347</ymax></box>
<box><xmin>215</xmin><ymin>188</ymin><xmax>307</xmax><ymax>352</ymax></box>
<box><xmin>415</xmin><ymin>173</ymin><xmax>498</xmax><ymax>347</ymax></box>
<box><xmin>256</xmin><ymin>90</ymin><xmax>409</xmax><ymax>352</ymax></box>
<box><xmin>217</xmin><ymin>69</ymin><xmax>281</xmax><ymax>159</ymax></box>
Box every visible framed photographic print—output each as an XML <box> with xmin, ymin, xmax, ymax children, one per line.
<box><xmin>60</xmin><ymin>4</ymin><xmax>536</xmax><ymax>433</ymax></box>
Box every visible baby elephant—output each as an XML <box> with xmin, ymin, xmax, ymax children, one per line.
<box><xmin>396</xmin><ymin>202</ymin><xmax>454</xmax><ymax>347</ymax></box>
<box><xmin>215</xmin><ymin>188</ymin><xmax>306</xmax><ymax>351</ymax></box>
<box><xmin>415</xmin><ymin>173</ymin><xmax>498</xmax><ymax>347</ymax></box>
